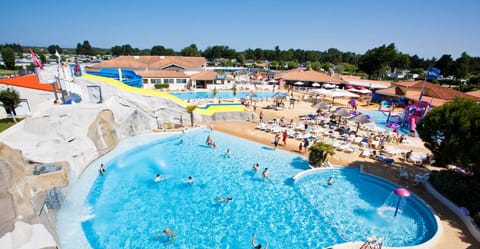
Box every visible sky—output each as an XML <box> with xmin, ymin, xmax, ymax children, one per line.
<box><xmin>2</xmin><ymin>0</ymin><xmax>480</xmax><ymax>59</ymax></box>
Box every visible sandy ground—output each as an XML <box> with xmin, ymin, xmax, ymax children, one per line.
<box><xmin>208</xmin><ymin>94</ymin><xmax>479</xmax><ymax>249</ymax></box>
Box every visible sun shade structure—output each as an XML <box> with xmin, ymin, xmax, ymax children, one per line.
<box><xmin>331</xmin><ymin>108</ymin><xmax>350</xmax><ymax>117</ymax></box>
<box><xmin>311</xmin><ymin>102</ymin><xmax>329</xmax><ymax>110</ymax></box>
<box><xmin>348</xmin><ymin>114</ymin><xmax>372</xmax><ymax>124</ymax></box>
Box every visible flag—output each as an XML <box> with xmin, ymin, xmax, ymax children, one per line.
<box><xmin>29</xmin><ymin>49</ymin><xmax>43</xmax><ymax>69</ymax></box>
<box><xmin>426</xmin><ymin>67</ymin><xmax>441</xmax><ymax>80</ymax></box>
<box><xmin>55</xmin><ymin>50</ymin><xmax>61</xmax><ymax>64</ymax></box>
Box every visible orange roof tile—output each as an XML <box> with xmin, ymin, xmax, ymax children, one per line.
<box><xmin>135</xmin><ymin>70</ymin><xmax>187</xmax><ymax>78</ymax></box>
<box><xmin>92</xmin><ymin>56</ymin><xmax>206</xmax><ymax>70</ymax></box>
<box><xmin>341</xmin><ymin>75</ymin><xmax>391</xmax><ymax>88</ymax></box>
<box><xmin>190</xmin><ymin>71</ymin><xmax>217</xmax><ymax>80</ymax></box>
<box><xmin>393</xmin><ymin>80</ymin><xmax>421</xmax><ymax>88</ymax></box>
<box><xmin>466</xmin><ymin>90</ymin><xmax>480</xmax><ymax>98</ymax></box>
<box><xmin>275</xmin><ymin>69</ymin><xmax>344</xmax><ymax>83</ymax></box>
<box><xmin>395</xmin><ymin>80</ymin><xmax>480</xmax><ymax>101</ymax></box>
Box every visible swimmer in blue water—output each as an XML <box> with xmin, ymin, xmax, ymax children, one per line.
<box><xmin>185</xmin><ymin>176</ymin><xmax>194</xmax><ymax>185</ymax></box>
<box><xmin>251</xmin><ymin>233</ymin><xmax>268</xmax><ymax>249</ymax></box>
<box><xmin>327</xmin><ymin>176</ymin><xmax>334</xmax><ymax>185</ymax></box>
<box><xmin>99</xmin><ymin>163</ymin><xmax>105</xmax><ymax>175</ymax></box>
<box><xmin>224</xmin><ymin>149</ymin><xmax>231</xmax><ymax>158</ymax></box>
<box><xmin>157</xmin><ymin>227</ymin><xmax>176</xmax><ymax>242</ymax></box>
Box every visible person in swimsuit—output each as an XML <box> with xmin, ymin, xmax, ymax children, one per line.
<box><xmin>251</xmin><ymin>233</ymin><xmax>268</xmax><ymax>249</ymax></box>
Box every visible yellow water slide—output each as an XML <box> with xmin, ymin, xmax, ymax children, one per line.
<box><xmin>82</xmin><ymin>74</ymin><xmax>247</xmax><ymax>116</ymax></box>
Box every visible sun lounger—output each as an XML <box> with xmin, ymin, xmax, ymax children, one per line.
<box><xmin>360</xmin><ymin>149</ymin><xmax>371</xmax><ymax>158</ymax></box>
<box><xmin>344</xmin><ymin>145</ymin><xmax>358</xmax><ymax>153</ymax></box>
<box><xmin>375</xmin><ymin>155</ymin><xmax>394</xmax><ymax>164</ymax></box>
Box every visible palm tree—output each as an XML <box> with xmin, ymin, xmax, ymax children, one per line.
<box><xmin>0</xmin><ymin>88</ymin><xmax>20</xmax><ymax>123</ymax></box>
<box><xmin>308</xmin><ymin>142</ymin><xmax>335</xmax><ymax>167</ymax></box>
<box><xmin>232</xmin><ymin>84</ymin><xmax>237</xmax><ymax>98</ymax></box>
<box><xmin>212</xmin><ymin>87</ymin><xmax>218</xmax><ymax>99</ymax></box>
<box><xmin>185</xmin><ymin>105</ymin><xmax>197</xmax><ymax>127</ymax></box>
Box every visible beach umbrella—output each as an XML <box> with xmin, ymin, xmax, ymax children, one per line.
<box><xmin>246</xmin><ymin>91</ymin><xmax>257</xmax><ymax>102</ymax></box>
<box><xmin>331</xmin><ymin>108</ymin><xmax>350</xmax><ymax>117</ymax></box>
<box><xmin>311</xmin><ymin>102</ymin><xmax>329</xmax><ymax>110</ymax></box>
<box><xmin>348</xmin><ymin>114</ymin><xmax>372</xmax><ymax>124</ymax></box>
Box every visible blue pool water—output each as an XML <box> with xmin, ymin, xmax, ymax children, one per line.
<box><xmin>58</xmin><ymin>129</ymin><xmax>437</xmax><ymax>249</ymax></box>
<box><xmin>362</xmin><ymin>110</ymin><xmax>411</xmax><ymax>135</ymax></box>
<box><xmin>171</xmin><ymin>91</ymin><xmax>287</xmax><ymax>100</ymax></box>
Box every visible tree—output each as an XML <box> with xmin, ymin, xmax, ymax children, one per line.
<box><xmin>111</xmin><ymin>44</ymin><xmax>135</xmax><ymax>56</ymax></box>
<box><xmin>1</xmin><ymin>47</ymin><xmax>16</xmax><ymax>70</ymax></box>
<box><xmin>453</xmin><ymin>52</ymin><xmax>471</xmax><ymax>79</ymax></box>
<box><xmin>211</xmin><ymin>87</ymin><xmax>218</xmax><ymax>98</ymax></box>
<box><xmin>435</xmin><ymin>54</ymin><xmax>454</xmax><ymax>77</ymax></box>
<box><xmin>47</xmin><ymin>45</ymin><xmax>63</xmax><ymax>54</ymax></box>
<box><xmin>416</xmin><ymin>98</ymin><xmax>480</xmax><ymax>170</ymax></box>
<box><xmin>151</xmin><ymin>45</ymin><xmax>175</xmax><ymax>56</ymax></box>
<box><xmin>232</xmin><ymin>84</ymin><xmax>237</xmax><ymax>98</ymax></box>
<box><xmin>185</xmin><ymin>105</ymin><xmax>197</xmax><ymax>127</ymax></box>
<box><xmin>359</xmin><ymin>43</ymin><xmax>398</xmax><ymax>79</ymax></box>
<box><xmin>287</xmin><ymin>61</ymin><xmax>298</xmax><ymax>70</ymax></box>
<box><xmin>236</xmin><ymin>53</ymin><xmax>246</xmax><ymax>66</ymax></box>
<box><xmin>76</xmin><ymin>40</ymin><xmax>94</xmax><ymax>55</ymax></box>
<box><xmin>0</xmin><ymin>88</ymin><xmax>21</xmax><ymax>123</ymax></box>
<box><xmin>308</xmin><ymin>142</ymin><xmax>335</xmax><ymax>167</ymax></box>
<box><xmin>37</xmin><ymin>51</ymin><xmax>47</xmax><ymax>65</ymax></box>
<box><xmin>180</xmin><ymin>44</ymin><xmax>201</xmax><ymax>57</ymax></box>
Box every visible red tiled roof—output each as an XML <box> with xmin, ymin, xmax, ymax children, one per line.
<box><xmin>135</xmin><ymin>70</ymin><xmax>187</xmax><ymax>78</ymax></box>
<box><xmin>340</xmin><ymin>75</ymin><xmax>391</xmax><ymax>88</ymax></box>
<box><xmin>275</xmin><ymin>69</ymin><xmax>344</xmax><ymax>83</ymax></box>
<box><xmin>466</xmin><ymin>90</ymin><xmax>480</xmax><ymax>98</ymax></box>
<box><xmin>393</xmin><ymin>80</ymin><xmax>421</xmax><ymax>88</ymax></box>
<box><xmin>395</xmin><ymin>80</ymin><xmax>480</xmax><ymax>101</ymax></box>
<box><xmin>92</xmin><ymin>56</ymin><xmax>206</xmax><ymax>70</ymax></box>
<box><xmin>190</xmin><ymin>71</ymin><xmax>217</xmax><ymax>80</ymax></box>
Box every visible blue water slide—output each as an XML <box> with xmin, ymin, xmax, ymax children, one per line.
<box><xmin>86</xmin><ymin>68</ymin><xmax>143</xmax><ymax>88</ymax></box>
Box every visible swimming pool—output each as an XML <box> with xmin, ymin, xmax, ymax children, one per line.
<box><xmin>57</xmin><ymin>129</ymin><xmax>438</xmax><ymax>248</ymax></box>
<box><xmin>362</xmin><ymin>110</ymin><xmax>411</xmax><ymax>135</ymax></box>
<box><xmin>170</xmin><ymin>91</ymin><xmax>287</xmax><ymax>100</ymax></box>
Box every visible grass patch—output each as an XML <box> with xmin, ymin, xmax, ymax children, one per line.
<box><xmin>0</xmin><ymin>69</ymin><xmax>17</xmax><ymax>75</ymax></box>
<box><xmin>0</xmin><ymin>118</ymin><xmax>23</xmax><ymax>132</ymax></box>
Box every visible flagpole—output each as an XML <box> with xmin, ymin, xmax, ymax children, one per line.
<box><xmin>417</xmin><ymin>75</ymin><xmax>427</xmax><ymax>107</ymax></box>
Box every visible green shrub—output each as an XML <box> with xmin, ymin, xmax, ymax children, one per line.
<box><xmin>154</xmin><ymin>84</ymin><xmax>169</xmax><ymax>89</ymax></box>
<box><xmin>308</xmin><ymin>142</ymin><xmax>334</xmax><ymax>167</ymax></box>
<box><xmin>430</xmin><ymin>170</ymin><xmax>480</xmax><ymax>226</ymax></box>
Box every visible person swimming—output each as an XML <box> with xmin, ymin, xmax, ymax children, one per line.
<box><xmin>216</xmin><ymin>196</ymin><xmax>233</xmax><ymax>203</ymax></box>
<box><xmin>251</xmin><ymin>233</ymin><xmax>268</xmax><ymax>249</ymax></box>
<box><xmin>157</xmin><ymin>227</ymin><xmax>176</xmax><ymax>241</ymax></box>
<box><xmin>253</xmin><ymin>163</ymin><xmax>259</xmax><ymax>173</ymax></box>
<box><xmin>327</xmin><ymin>176</ymin><xmax>334</xmax><ymax>185</ymax></box>
<box><xmin>224</xmin><ymin>149</ymin><xmax>231</xmax><ymax>158</ymax></box>
<box><xmin>262</xmin><ymin>168</ymin><xmax>270</xmax><ymax>178</ymax></box>
<box><xmin>99</xmin><ymin>163</ymin><xmax>105</xmax><ymax>175</ymax></box>
<box><xmin>155</xmin><ymin>173</ymin><xmax>164</xmax><ymax>182</ymax></box>
<box><xmin>185</xmin><ymin>176</ymin><xmax>194</xmax><ymax>184</ymax></box>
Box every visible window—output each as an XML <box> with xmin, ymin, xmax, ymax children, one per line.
<box><xmin>176</xmin><ymin>78</ymin><xmax>187</xmax><ymax>84</ymax></box>
<box><xmin>151</xmin><ymin>79</ymin><xmax>162</xmax><ymax>84</ymax></box>
<box><xmin>163</xmin><ymin>79</ymin><xmax>174</xmax><ymax>84</ymax></box>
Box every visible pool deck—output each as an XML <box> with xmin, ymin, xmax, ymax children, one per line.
<box><xmin>211</xmin><ymin>97</ymin><xmax>479</xmax><ymax>249</ymax></box>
